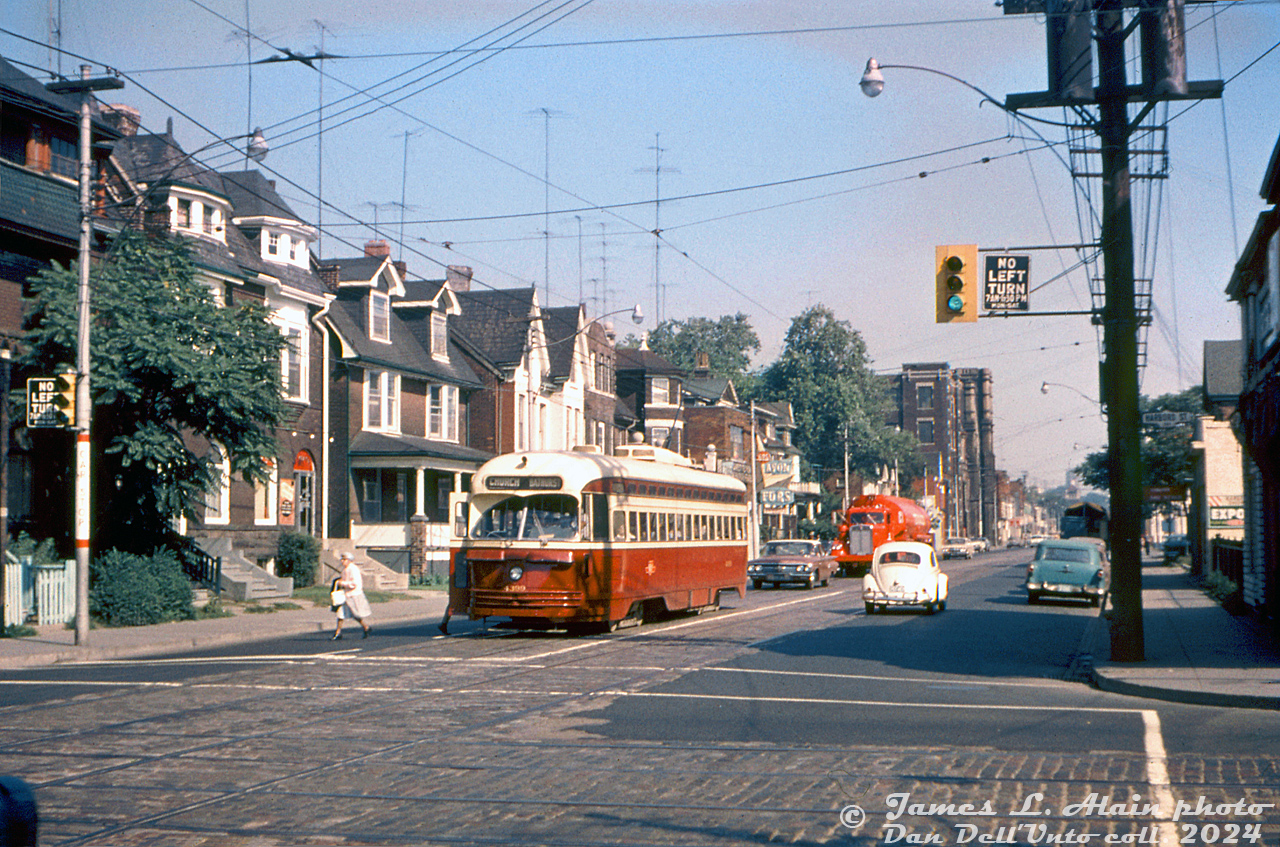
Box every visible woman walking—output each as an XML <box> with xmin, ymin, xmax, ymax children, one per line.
<box><xmin>333</xmin><ymin>553</ymin><xmax>372</xmax><ymax>640</ymax></box>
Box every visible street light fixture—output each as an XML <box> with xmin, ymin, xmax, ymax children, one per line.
<box><xmin>1041</xmin><ymin>381</ymin><xmax>1100</xmax><ymax>407</ymax></box>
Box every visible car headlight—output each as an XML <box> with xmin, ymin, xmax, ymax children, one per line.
<box><xmin>507</xmin><ymin>564</ymin><xmax>524</xmax><ymax>582</ymax></box>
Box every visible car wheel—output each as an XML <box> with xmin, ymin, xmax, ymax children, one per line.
<box><xmin>805</xmin><ymin>574</ymin><xmax>816</xmax><ymax>589</ymax></box>
<box><xmin>821</xmin><ymin>576</ymin><xmax>829</xmax><ymax>587</ymax></box>
<box><xmin>752</xmin><ymin>580</ymin><xmax>762</xmax><ymax>590</ymax></box>
<box><xmin>1090</xmin><ymin>595</ymin><xmax>1101</xmax><ymax>607</ymax></box>
<box><xmin>924</xmin><ymin>600</ymin><xmax>936</xmax><ymax>614</ymax></box>
<box><xmin>1027</xmin><ymin>593</ymin><xmax>1039</xmax><ymax>604</ymax></box>
<box><xmin>938</xmin><ymin>598</ymin><xmax>946</xmax><ymax>611</ymax></box>
<box><xmin>865</xmin><ymin>602</ymin><xmax>875</xmax><ymax>615</ymax></box>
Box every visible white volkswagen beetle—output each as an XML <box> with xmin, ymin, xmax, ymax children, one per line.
<box><xmin>863</xmin><ymin>541</ymin><xmax>948</xmax><ymax>614</ymax></box>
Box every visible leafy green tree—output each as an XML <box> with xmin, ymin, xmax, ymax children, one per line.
<box><xmin>1075</xmin><ymin>387</ymin><xmax>1201</xmax><ymax>497</ymax></box>
<box><xmin>21</xmin><ymin>230</ymin><xmax>285</xmax><ymax>553</ymax></box>
<box><xmin>757</xmin><ymin>305</ymin><xmax>917</xmax><ymax>481</ymax></box>
<box><xmin>645</xmin><ymin>313</ymin><xmax>761</xmax><ymax>381</ymax></box>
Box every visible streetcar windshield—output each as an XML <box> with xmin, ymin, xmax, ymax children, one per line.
<box><xmin>472</xmin><ymin>494</ymin><xmax>580</xmax><ymax>540</ymax></box>
<box><xmin>847</xmin><ymin>512</ymin><xmax>885</xmax><ymax>525</ymax></box>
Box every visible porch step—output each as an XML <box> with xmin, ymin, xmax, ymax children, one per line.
<box><xmin>191</xmin><ymin>537</ymin><xmax>294</xmax><ymax>602</ymax></box>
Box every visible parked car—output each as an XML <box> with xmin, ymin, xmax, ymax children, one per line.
<box><xmin>1162</xmin><ymin>534</ymin><xmax>1191</xmax><ymax>565</ymax></box>
<box><xmin>941</xmin><ymin>537</ymin><xmax>973</xmax><ymax>559</ymax></box>
<box><xmin>1025</xmin><ymin>538</ymin><xmax>1108</xmax><ymax>606</ymax></box>
<box><xmin>968</xmin><ymin>537</ymin><xmax>990</xmax><ymax>553</ymax></box>
<box><xmin>748</xmin><ymin>539</ymin><xmax>837</xmax><ymax>589</ymax></box>
<box><xmin>863</xmin><ymin>541</ymin><xmax>949</xmax><ymax>614</ymax></box>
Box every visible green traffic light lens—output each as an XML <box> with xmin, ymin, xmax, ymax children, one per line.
<box><xmin>947</xmin><ymin>294</ymin><xmax>964</xmax><ymax>313</ymax></box>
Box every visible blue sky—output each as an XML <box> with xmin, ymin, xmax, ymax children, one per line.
<box><xmin>4</xmin><ymin>1</ymin><xmax>1278</xmax><ymax>487</ymax></box>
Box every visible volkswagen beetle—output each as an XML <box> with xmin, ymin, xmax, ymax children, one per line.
<box><xmin>863</xmin><ymin>541</ymin><xmax>948</xmax><ymax>614</ymax></box>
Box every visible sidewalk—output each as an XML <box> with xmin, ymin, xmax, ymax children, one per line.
<box><xmin>1090</xmin><ymin>560</ymin><xmax>1280</xmax><ymax>710</ymax></box>
<box><xmin>0</xmin><ymin>590</ymin><xmax>450</xmax><ymax>669</ymax></box>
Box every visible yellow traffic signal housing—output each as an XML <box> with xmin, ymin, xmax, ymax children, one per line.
<box><xmin>54</xmin><ymin>371</ymin><xmax>75</xmax><ymax>426</ymax></box>
<box><xmin>935</xmin><ymin>244</ymin><xmax>978</xmax><ymax>323</ymax></box>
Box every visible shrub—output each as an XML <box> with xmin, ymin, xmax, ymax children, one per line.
<box><xmin>10</xmin><ymin>532</ymin><xmax>59</xmax><ymax>565</ymax></box>
<box><xmin>276</xmin><ymin>532</ymin><xmax>321</xmax><ymax>587</ymax></box>
<box><xmin>90</xmin><ymin>548</ymin><xmax>195</xmax><ymax>627</ymax></box>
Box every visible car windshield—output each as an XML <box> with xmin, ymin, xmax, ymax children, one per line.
<box><xmin>848</xmin><ymin>512</ymin><xmax>885</xmax><ymax>525</ymax></box>
<box><xmin>473</xmin><ymin>494</ymin><xmax>579</xmax><ymax>540</ymax></box>
<box><xmin>946</xmin><ymin>538</ymin><xmax>967</xmax><ymax>545</ymax></box>
<box><xmin>1037</xmin><ymin>545</ymin><xmax>1092</xmax><ymax>563</ymax></box>
<box><xmin>763</xmin><ymin>542</ymin><xmax>815</xmax><ymax>556</ymax></box>
<box><xmin>879</xmin><ymin>550</ymin><xmax>922</xmax><ymax>564</ymax></box>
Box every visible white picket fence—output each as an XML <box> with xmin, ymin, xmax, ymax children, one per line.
<box><xmin>3</xmin><ymin>556</ymin><xmax>76</xmax><ymax>628</ymax></box>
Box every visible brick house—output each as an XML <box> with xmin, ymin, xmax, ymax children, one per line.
<box><xmin>319</xmin><ymin>243</ymin><xmax>489</xmax><ymax>578</ymax></box>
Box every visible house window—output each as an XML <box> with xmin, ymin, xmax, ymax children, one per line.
<box><xmin>651</xmin><ymin>377</ymin><xmax>669</xmax><ymax>405</ymax></box>
<box><xmin>354</xmin><ymin>469</ymin><xmax>412</xmax><ymax>523</ymax></box>
<box><xmin>430</xmin><ymin>312</ymin><xmax>448</xmax><ymax>358</ymax></box>
<box><xmin>204</xmin><ymin>444</ymin><xmax>230</xmax><ymax>525</ymax></box>
<box><xmin>650</xmin><ymin>426</ymin><xmax>670</xmax><ymax>448</ymax></box>
<box><xmin>730</xmin><ymin>425</ymin><xmax>746</xmax><ymax>460</ymax></box>
<box><xmin>290</xmin><ymin>239</ymin><xmax>300</xmax><ymax>261</ymax></box>
<box><xmin>365</xmin><ymin>370</ymin><xmax>400</xmax><ymax>431</ymax></box>
<box><xmin>281</xmin><ymin>326</ymin><xmax>306</xmax><ymax>401</ymax></box>
<box><xmin>254</xmin><ymin>459</ymin><xmax>278</xmax><ymax>525</ymax></box>
<box><xmin>175</xmin><ymin>198</ymin><xmax>191</xmax><ymax>228</ymax></box>
<box><xmin>201</xmin><ymin>204</ymin><xmax>214</xmax><ymax>234</ymax></box>
<box><xmin>268</xmin><ymin>232</ymin><xmax>280</xmax><ymax>255</ymax></box>
<box><xmin>369</xmin><ymin>292</ymin><xmax>390</xmax><ymax>342</ymax></box>
<box><xmin>429</xmin><ymin>384</ymin><xmax>459</xmax><ymax>441</ymax></box>
<box><xmin>917</xmin><ymin>418</ymin><xmax>935</xmax><ymax>445</ymax></box>
<box><xmin>916</xmin><ymin>383</ymin><xmax>934</xmax><ymax>410</ymax></box>
<box><xmin>50</xmin><ymin>135</ymin><xmax>76</xmax><ymax>177</ymax></box>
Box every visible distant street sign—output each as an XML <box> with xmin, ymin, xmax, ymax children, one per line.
<box><xmin>1144</xmin><ymin>484</ymin><xmax>1186</xmax><ymax>503</ymax></box>
<box><xmin>1142</xmin><ymin>411</ymin><xmax>1195</xmax><ymax>427</ymax></box>
<box><xmin>757</xmin><ymin>451</ymin><xmax>771</xmax><ymax>463</ymax></box>
<box><xmin>983</xmin><ymin>255</ymin><xmax>1030</xmax><ymax>311</ymax></box>
<box><xmin>26</xmin><ymin>376</ymin><xmax>65</xmax><ymax>428</ymax></box>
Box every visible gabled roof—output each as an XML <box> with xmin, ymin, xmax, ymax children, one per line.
<box><xmin>218</xmin><ymin>170</ymin><xmax>300</xmax><ymax>221</ymax></box>
<box><xmin>0</xmin><ymin>55</ymin><xmax>120</xmax><ymax>136</ymax></box>
<box><xmin>684</xmin><ymin>376</ymin><xmax>737</xmax><ymax>406</ymax></box>
<box><xmin>755</xmin><ymin>400</ymin><xmax>794</xmax><ymax>427</ymax></box>
<box><xmin>397</xmin><ymin>278</ymin><xmax>461</xmax><ymax>316</ymax></box>
<box><xmin>615</xmin><ymin>346</ymin><xmax>684</xmax><ymax>376</ymax></box>
<box><xmin>451</xmin><ymin>287</ymin><xmax>538</xmax><ymax>368</ymax></box>
<box><xmin>326</xmin><ymin>295</ymin><xmax>482</xmax><ymax>388</ymax></box>
<box><xmin>110</xmin><ymin>132</ymin><xmax>223</xmax><ymax>192</ymax></box>
<box><xmin>319</xmin><ymin>254</ymin><xmax>403</xmax><ymax>295</ymax></box>
<box><xmin>542</xmin><ymin>305</ymin><xmax>583</xmax><ymax>382</ymax></box>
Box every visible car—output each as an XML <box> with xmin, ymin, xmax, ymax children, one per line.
<box><xmin>968</xmin><ymin>537</ymin><xmax>990</xmax><ymax>553</ymax></box>
<box><xmin>941</xmin><ymin>537</ymin><xmax>973</xmax><ymax>559</ymax></box>
<box><xmin>1025</xmin><ymin>538</ymin><xmax>1108</xmax><ymax>606</ymax></box>
<box><xmin>1162</xmin><ymin>534</ymin><xmax>1191</xmax><ymax>565</ymax></box>
<box><xmin>747</xmin><ymin>539</ymin><xmax>838</xmax><ymax>589</ymax></box>
<box><xmin>863</xmin><ymin>541</ymin><xmax>949</xmax><ymax>614</ymax></box>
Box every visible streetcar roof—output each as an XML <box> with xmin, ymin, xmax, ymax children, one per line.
<box><xmin>472</xmin><ymin>449</ymin><xmax>747</xmax><ymax>494</ymax></box>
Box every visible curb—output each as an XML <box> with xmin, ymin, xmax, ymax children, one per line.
<box><xmin>1090</xmin><ymin>667</ymin><xmax>1280</xmax><ymax>711</ymax></box>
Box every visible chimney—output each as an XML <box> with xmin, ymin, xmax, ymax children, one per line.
<box><xmin>445</xmin><ymin>265</ymin><xmax>473</xmax><ymax>292</ymax></box>
<box><xmin>318</xmin><ymin>264</ymin><xmax>340</xmax><ymax>291</ymax></box>
<box><xmin>393</xmin><ymin>260</ymin><xmax>407</xmax><ymax>279</ymax></box>
<box><xmin>364</xmin><ymin>239</ymin><xmax>390</xmax><ymax>258</ymax></box>
<box><xmin>694</xmin><ymin>351</ymin><xmax>711</xmax><ymax>378</ymax></box>
<box><xmin>101</xmin><ymin>103</ymin><xmax>140</xmax><ymax>137</ymax></box>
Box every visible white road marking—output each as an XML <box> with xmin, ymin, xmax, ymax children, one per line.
<box><xmin>595</xmin><ymin>689</ymin><xmax>1148</xmax><ymax>715</ymax></box>
<box><xmin>703</xmin><ymin>666</ymin><xmax>1075</xmax><ymax>690</ymax></box>
<box><xmin>1142</xmin><ymin>709</ymin><xmax>1180</xmax><ymax>846</ymax></box>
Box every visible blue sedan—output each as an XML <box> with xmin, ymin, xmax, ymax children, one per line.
<box><xmin>1026</xmin><ymin>538</ymin><xmax>1108</xmax><ymax>606</ymax></box>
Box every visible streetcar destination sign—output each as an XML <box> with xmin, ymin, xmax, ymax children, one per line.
<box><xmin>983</xmin><ymin>254</ymin><xmax>1030</xmax><ymax>311</ymax></box>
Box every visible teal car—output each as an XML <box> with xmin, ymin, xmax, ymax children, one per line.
<box><xmin>1026</xmin><ymin>538</ymin><xmax>1108</xmax><ymax>606</ymax></box>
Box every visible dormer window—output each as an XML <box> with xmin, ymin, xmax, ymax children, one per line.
<box><xmin>370</xmin><ymin>292</ymin><xmax>390</xmax><ymax>342</ymax></box>
<box><xmin>430</xmin><ymin>312</ymin><xmax>448</xmax><ymax>359</ymax></box>
<box><xmin>202</xmin><ymin>206</ymin><xmax>215</xmax><ymax>234</ymax></box>
<box><xmin>290</xmin><ymin>240</ymin><xmax>299</xmax><ymax>261</ymax></box>
<box><xmin>268</xmin><ymin>232</ymin><xmax>280</xmax><ymax>256</ymax></box>
<box><xmin>176</xmin><ymin>198</ymin><xmax>191</xmax><ymax>228</ymax></box>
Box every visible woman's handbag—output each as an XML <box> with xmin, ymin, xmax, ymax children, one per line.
<box><xmin>329</xmin><ymin>578</ymin><xmax>347</xmax><ymax>610</ymax></box>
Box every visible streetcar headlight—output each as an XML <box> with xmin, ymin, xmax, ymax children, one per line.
<box><xmin>507</xmin><ymin>565</ymin><xmax>525</xmax><ymax>582</ymax></box>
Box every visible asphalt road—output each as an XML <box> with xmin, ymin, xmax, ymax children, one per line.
<box><xmin>1</xmin><ymin>548</ymin><xmax>1276</xmax><ymax>846</ymax></box>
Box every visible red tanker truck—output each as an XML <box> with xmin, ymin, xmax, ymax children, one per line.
<box><xmin>831</xmin><ymin>494</ymin><xmax>933</xmax><ymax>576</ymax></box>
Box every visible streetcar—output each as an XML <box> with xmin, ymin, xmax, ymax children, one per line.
<box><xmin>448</xmin><ymin>444</ymin><xmax>749</xmax><ymax>632</ymax></box>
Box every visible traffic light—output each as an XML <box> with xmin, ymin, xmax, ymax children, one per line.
<box><xmin>935</xmin><ymin>244</ymin><xmax>978</xmax><ymax>323</ymax></box>
<box><xmin>54</xmin><ymin>371</ymin><xmax>75</xmax><ymax>426</ymax></box>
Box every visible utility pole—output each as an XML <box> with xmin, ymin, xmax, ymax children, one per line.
<box><xmin>1003</xmin><ymin>0</ymin><xmax>1221</xmax><ymax>661</ymax></box>
<box><xmin>46</xmin><ymin>65</ymin><xmax>123</xmax><ymax>646</ymax></box>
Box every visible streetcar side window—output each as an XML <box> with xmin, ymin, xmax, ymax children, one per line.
<box><xmin>613</xmin><ymin>510</ymin><xmax>627</xmax><ymax>541</ymax></box>
<box><xmin>590</xmin><ymin>494</ymin><xmax>609</xmax><ymax>541</ymax></box>
<box><xmin>629</xmin><ymin>511</ymin><xmax>638</xmax><ymax>541</ymax></box>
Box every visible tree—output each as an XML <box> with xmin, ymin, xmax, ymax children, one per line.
<box><xmin>21</xmin><ymin>230</ymin><xmax>285</xmax><ymax>553</ymax></box>
<box><xmin>1075</xmin><ymin>387</ymin><xmax>1201</xmax><ymax>499</ymax></box>
<box><xmin>644</xmin><ymin>313</ymin><xmax>761</xmax><ymax>380</ymax></box>
<box><xmin>757</xmin><ymin>305</ymin><xmax>917</xmax><ymax>482</ymax></box>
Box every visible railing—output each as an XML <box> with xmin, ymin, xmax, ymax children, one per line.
<box><xmin>172</xmin><ymin>537</ymin><xmax>222</xmax><ymax>595</ymax></box>
<box><xmin>3</xmin><ymin>555</ymin><xmax>76</xmax><ymax>627</ymax></box>
<box><xmin>1208</xmin><ymin>537</ymin><xmax>1244</xmax><ymax>607</ymax></box>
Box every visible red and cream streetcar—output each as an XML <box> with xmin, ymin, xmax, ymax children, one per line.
<box><xmin>448</xmin><ymin>444</ymin><xmax>749</xmax><ymax>631</ymax></box>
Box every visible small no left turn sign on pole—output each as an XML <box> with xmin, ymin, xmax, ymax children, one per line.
<box><xmin>983</xmin><ymin>255</ymin><xmax>1030</xmax><ymax>311</ymax></box>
